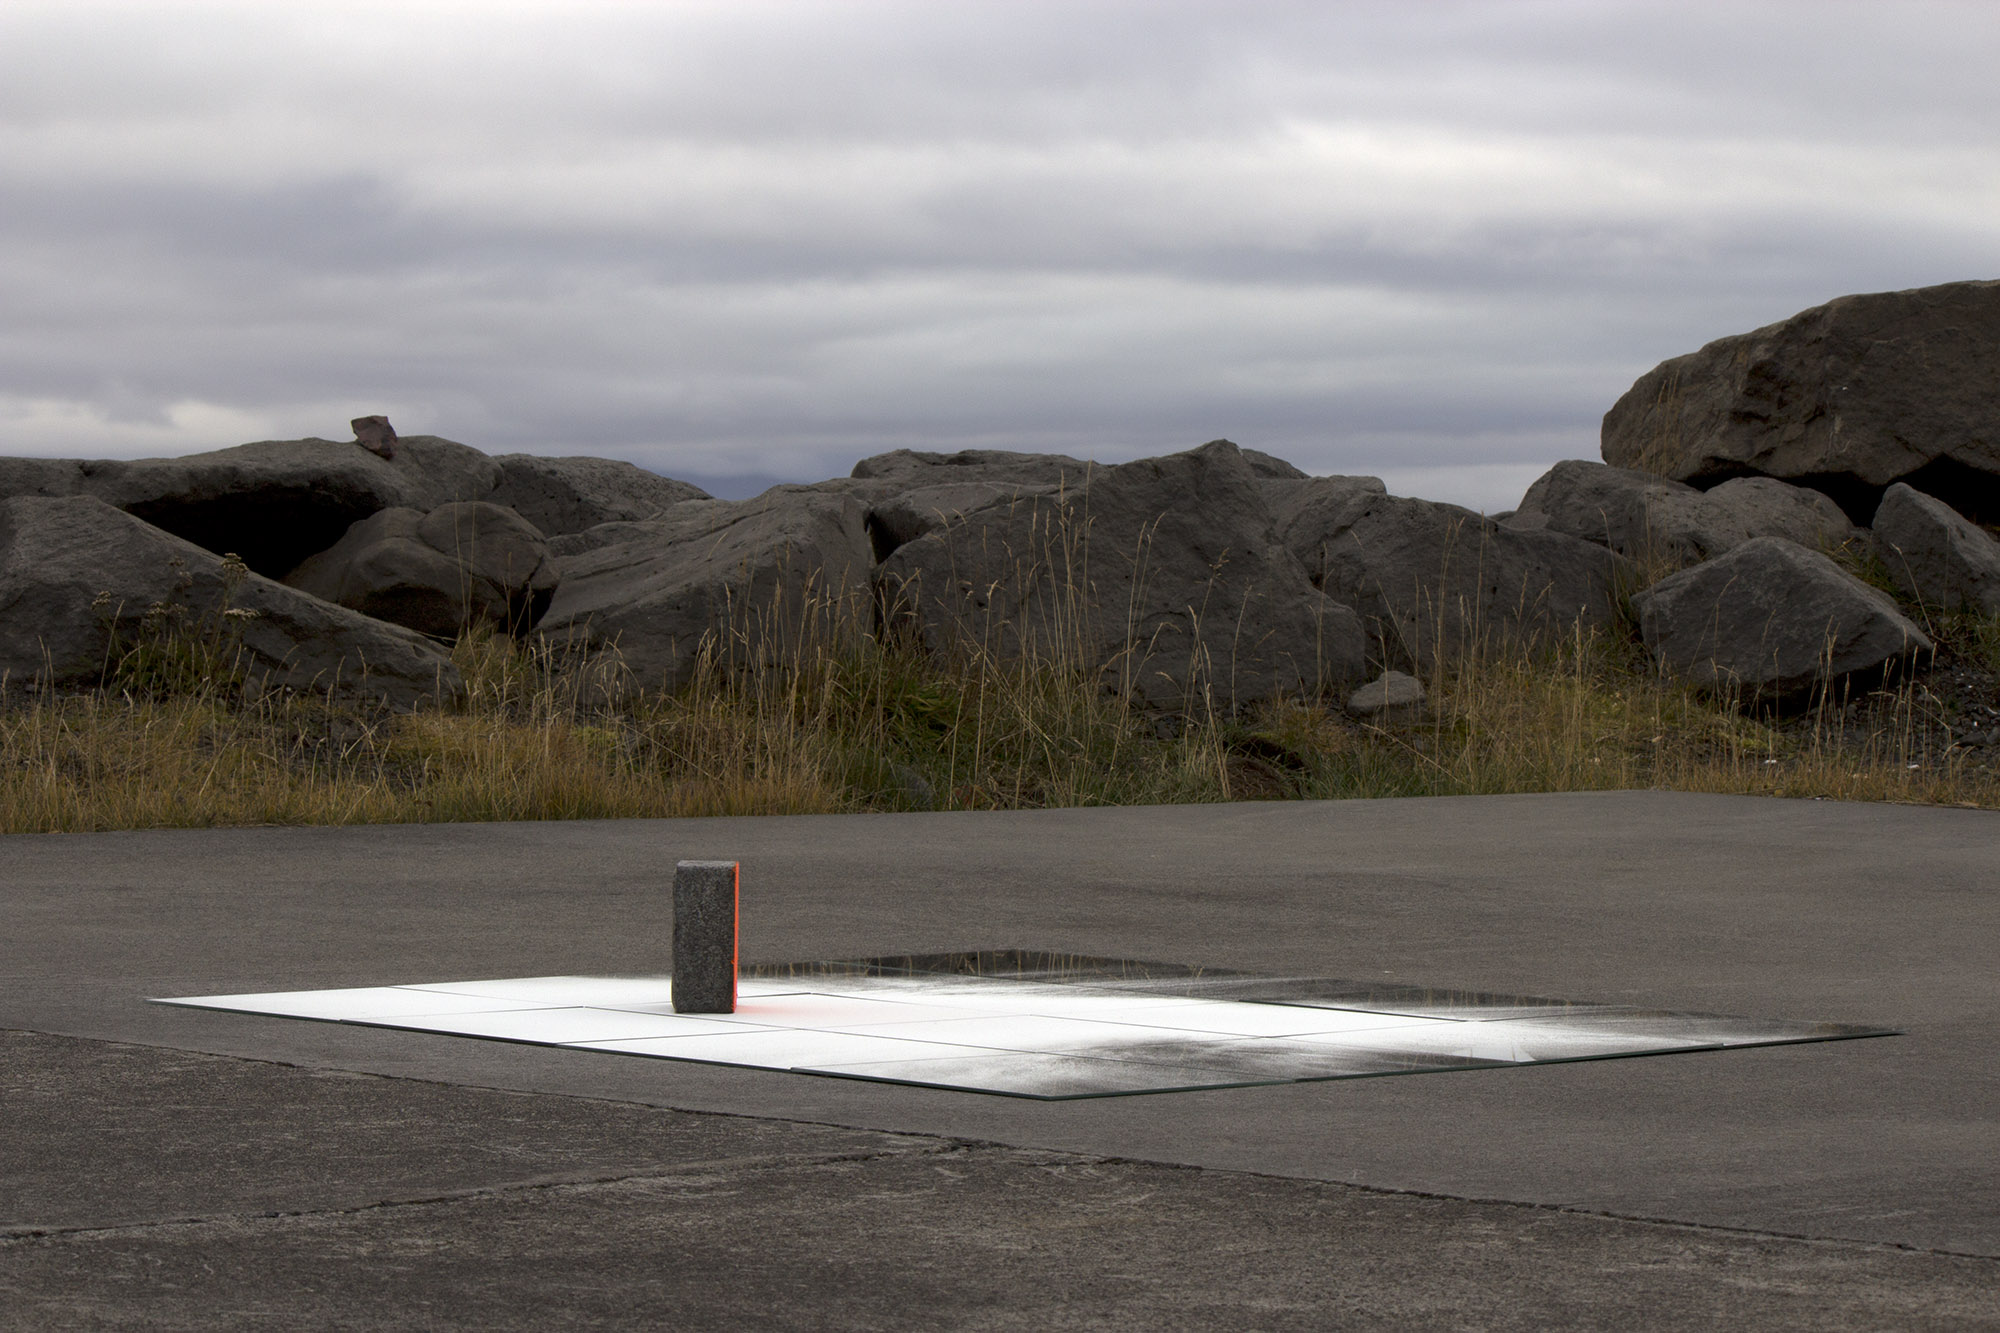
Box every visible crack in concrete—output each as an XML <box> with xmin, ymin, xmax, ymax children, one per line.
<box><xmin>10</xmin><ymin>1026</ymin><xmax>1997</xmax><ymax>1265</ymax></box>
<box><xmin>0</xmin><ymin>1141</ymin><xmax>971</xmax><ymax>1245</ymax></box>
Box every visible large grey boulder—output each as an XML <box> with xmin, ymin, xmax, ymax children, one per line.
<box><xmin>0</xmin><ymin>496</ymin><xmax>458</xmax><ymax>707</ymax></box>
<box><xmin>0</xmin><ymin>435</ymin><xmax>501</xmax><ymax>577</ymax></box>
<box><xmin>1870</xmin><ymin>482</ymin><xmax>2000</xmax><ymax>615</ymax></box>
<box><xmin>486</xmin><ymin>454</ymin><xmax>710</xmax><ymax>537</ymax></box>
<box><xmin>1511</xmin><ymin>461</ymin><xmax>1854</xmax><ymax>568</ymax></box>
<box><xmin>537</xmin><ymin>488</ymin><xmax>874</xmax><ymax>692</ymax></box>
<box><xmin>877</xmin><ymin>440</ymin><xmax>1366</xmax><ymax>710</ymax></box>
<box><xmin>1263</xmin><ymin>474</ymin><xmax>1389</xmax><ymax>565</ymax></box>
<box><xmin>285</xmin><ymin>502</ymin><xmax>559</xmax><ymax>637</ymax></box>
<box><xmin>1602</xmin><ymin>279</ymin><xmax>2000</xmax><ymax>519</ymax></box>
<box><xmin>1634</xmin><ymin>537</ymin><xmax>1930</xmax><ymax>698</ymax></box>
<box><xmin>867</xmin><ymin>481</ymin><xmax>1059</xmax><ymax>557</ymax></box>
<box><xmin>1280</xmin><ymin>485</ymin><xmax>1628</xmax><ymax>667</ymax></box>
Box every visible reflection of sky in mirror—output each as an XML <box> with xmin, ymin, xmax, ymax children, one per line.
<box><xmin>5</xmin><ymin>2</ymin><xmax>1997</xmax><ymax>510</ymax></box>
<box><xmin>158</xmin><ymin>968</ymin><xmax>1893</xmax><ymax>1100</ymax></box>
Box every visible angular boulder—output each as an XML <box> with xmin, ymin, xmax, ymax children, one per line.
<box><xmin>486</xmin><ymin>454</ymin><xmax>711</xmax><ymax>537</ymax></box>
<box><xmin>1511</xmin><ymin>461</ymin><xmax>1854</xmax><ymax>567</ymax></box>
<box><xmin>877</xmin><ymin>440</ymin><xmax>1366</xmax><ymax>710</ymax></box>
<box><xmin>1633</xmin><ymin>537</ymin><xmax>1930</xmax><ymax>698</ymax></box>
<box><xmin>867</xmin><ymin>480</ymin><xmax>1059</xmax><ymax>558</ymax></box>
<box><xmin>0</xmin><ymin>496</ymin><xmax>459</xmax><ymax>707</ymax></box>
<box><xmin>850</xmin><ymin>447</ymin><xmax>1094</xmax><ymax>487</ymax></box>
<box><xmin>1280</xmin><ymin>485</ymin><xmax>1628</xmax><ymax>667</ymax></box>
<box><xmin>1870</xmin><ymin>482</ymin><xmax>2000</xmax><ymax>615</ymax></box>
<box><xmin>285</xmin><ymin>502</ymin><xmax>559</xmax><ymax>637</ymax></box>
<box><xmin>1602</xmin><ymin>279</ymin><xmax>2000</xmax><ymax>520</ymax></box>
<box><xmin>0</xmin><ymin>435</ymin><xmax>501</xmax><ymax>578</ymax></box>
<box><xmin>536</xmin><ymin>488</ymin><xmax>874</xmax><ymax>692</ymax></box>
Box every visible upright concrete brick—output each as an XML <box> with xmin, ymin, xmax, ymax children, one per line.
<box><xmin>673</xmin><ymin>860</ymin><xmax>738</xmax><ymax>1014</ymax></box>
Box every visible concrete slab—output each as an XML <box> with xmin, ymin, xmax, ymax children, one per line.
<box><xmin>2</xmin><ymin>791</ymin><xmax>1997</xmax><ymax>1324</ymax></box>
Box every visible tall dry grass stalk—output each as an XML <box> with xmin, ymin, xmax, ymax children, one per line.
<box><xmin>2</xmin><ymin>543</ymin><xmax>1995</xmax><ymax>833</ymax></box>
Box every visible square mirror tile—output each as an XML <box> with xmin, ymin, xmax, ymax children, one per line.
<box><xmin>154</xmin><ymin>951</ymin><xmax>1895</xmax><ymax>1100</ymax></box>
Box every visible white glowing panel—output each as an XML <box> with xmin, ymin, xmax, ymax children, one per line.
<box><xmin>154</xmin><ymin>967</ymin><xmax>1893</xmax><ymax>1100</ymax></box>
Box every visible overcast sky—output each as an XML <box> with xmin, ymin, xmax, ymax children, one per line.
<box><xmin>2</xmin><ymin>1</ymin><xmax>1996</xmax><ymax>509</ymax></box>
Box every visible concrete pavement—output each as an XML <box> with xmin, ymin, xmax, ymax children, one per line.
<box><xmin>3</xmin><ymin>791</ymin><xmax>1997</xmax><ymax>1327</ymax></box>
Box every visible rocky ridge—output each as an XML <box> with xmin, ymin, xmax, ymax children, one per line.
<box><xmin>3</xmin><ymin>279</ymin><xmax>1997</xmax><ymax>714</ymax></box>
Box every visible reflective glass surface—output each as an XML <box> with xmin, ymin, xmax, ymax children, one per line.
<box><xmin>154</xmin><ymin>953</ymin><xmax>1894</xmax><ymax>1100</ymax></box>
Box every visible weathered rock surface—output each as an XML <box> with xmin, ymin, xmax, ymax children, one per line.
<box><xmin>1281</xmin><ymin>485</ymin><xmax>1628</xmax><ymax>667</ymax></box>
<box><xmin>850</xmin><ymin>448</ymin><xmax>1094</xmax><ymax>487</ymax></box>
<box><xmin>537</xmin><ymin>488</ymin><xmax>874</xmax><ymax>692</ymax></box>
<box><xmin>1511</xmin><ymin>461</ymin><xmax>1854</xmax><ymax>567</ymax></box>
<box><xmin>0</xmin><ymin>436</ymin><xmax>501</xmax><ymax>578</ymax></box>
<box><xmin>1870</xmin><ymin>482</ymin><xmax>2000</xmax><ymax>615</ymax></box>
<box><xmin>877</xmin><ymin>440</ymin><xmax>1366</xmax><ymax>710</ymax></box>
<box><xmin>1602</xmin><ymin>279</ymin><xmax>2000</xmax><ymax>520</ymax></box>
<box><xmin>867</xmin><ymin>481</ymin><xmax>1059</xmax><ymax>558</ymax></box>
<box><xmin>285</xmin><ymin>502</ymin><xmax>559</xmax><ymax>637</ymax></box>
<box><xmin>0</xmin><ymin>495</ymin><xmax>458</xmax><ymax>707</ymax></box>
<box><xmin>486</xmin><ymin>455</ymin><xmax>711</xmax><ymax>537</ymax></box>
<box><xmin>847</xmin><ymin>448</ymin><xmax>1092</xmax><ymax>559</ymax></box>
<box><xmin>1634</xmin><ymin>537</ymin><xmax>1930</xmax><ymax>698</ymax></box>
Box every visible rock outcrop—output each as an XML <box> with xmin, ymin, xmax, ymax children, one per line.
<box><xmin>1602</xmin><ymin>279</ymin><xmax>2000</xmax><ymax>521</ymax></box>
<box><xmin>285</xmin><ymin>502</ymin><xmax>559</xmax><ymax>637</ymax></box>
<box><xmin>1871</xmin><ymin>483</ymin><xmax>2000</xmax><ymax>615</ymax></box>
<box><xmin>1633</xmin><ymin>537</ymin><xmax>1930</xmax><ymax>698</ymax></box>
<box><xmin>876</xmin><ymin>441</ymin><xmax>1366</xmax><ymax>710</ymax></box>
<box><xmin>0</xmin><ymin>436</ymin><xmax>501</xmax><ymax>577</ymax></box>
<box><xmin>536</xmin><ymin>488</ymin><xmax>874</xmax><ymax>693</ymax></box>
<box><xmin>0</xmin><ymin>495</ymin><xmax>458</xmax><ymax>707</ymax></box>
<box><xmin>1511</xmin><ymin>461</ymin><xmax>1854</xmax><ymax>568</ymax></box>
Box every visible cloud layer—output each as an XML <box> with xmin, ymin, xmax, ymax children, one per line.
<box><xmin>2</xmin><ymin>0</ymin><xmax>1995</xmax><ymax>508</ymax></box>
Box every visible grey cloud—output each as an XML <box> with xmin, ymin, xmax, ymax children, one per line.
<box><xmin>1</xmin><ymin>0</ymin><xmax>1996</xmax><ymax>514</ymax></box>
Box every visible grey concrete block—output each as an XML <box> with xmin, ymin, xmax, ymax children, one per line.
<box><xmin>673</xmin><ymin>861</ymin><xmax>738</xmax><ymax>1013</ymax></box>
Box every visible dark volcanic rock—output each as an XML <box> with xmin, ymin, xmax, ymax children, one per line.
<box><xmin>351</xmin><ymin>415</ymin><xmax>398</xmax><ymax>460</ymax></box>
<box><xmin>536</xmin><ymin>488</ymin><xmax>874</xmax><ymax>693</ymax></box>
<box><xmin>1633</xmin><ymin>537</ymin><xmax>1930</xmax><ymax>699</ymax></box>
<box><xmin>850</xmin><ymin>448</ymin><xmax>1094</xmax><ymax>487</ymax></box>
<box><xmin>0</xmin><ymin>495</ymin><xmax>458</xmax><ymax>707</ymax></box>
<box><xmin>0</xmin><ymin>436</ymin><xmax>500</xmax><ymax>577</ymax></box>
<box><xmin>486</xmin><ymin>455</ymin><xmax>711</xmax><ymax>537</ymax></box>
<box><xmin>1601</xmin><ymin>279</ymin><xmax>2000</xmax><ymax>521</ymax></box>
<box><xmin>1513</xmin><ymin>461</ymin><xmax>1854</xmax><ymax>568</ymax></box>
<box><xmin>1278</xmin><ymin>483</ymin><xmax>1628</xmax><ymax>667</ymax></box>
<box><xmin>285</xmin><ymin>502</ymin><xmax>559</xmax><ymax>637</ymax></box>
<box><xmin>1870</xmin><ymin>482</ymin><xmax>2000</xmax><ymax>615</ymax></box>
<box><xmin>877</xmin><ymin>440</ymin><xmax>1366</xmax><ymax>710</ymax></box>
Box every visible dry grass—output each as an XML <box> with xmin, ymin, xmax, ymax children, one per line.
<box><xmin>2</xmin><ymin>569</ymin><xmax>1996</xmax><ymax>834</ymax></box>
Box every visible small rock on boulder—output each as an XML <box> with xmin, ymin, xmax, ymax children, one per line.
<box><xmin>0</xmin><ymin>496</ymin><xmax>459</xmax><ymax>707</ymax></box>
<box><xmin>351</xmin><ymin>415</ymin><xmax>398</xmax><ymax>460</ymax></box>
<box><xmin>1870</xmin><ymin>482</ymin><xmax>2000</xmax><ymax>615</ymax></box>
<box><xmin>1633</xmin><ymin>536</ymin><xmax>1930</xmax><ymax>699</ymax></box>
<box><xmin>285</xmin><ymin>501</ymin><xmax>559</xmax><ymax>637</ymax></box>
